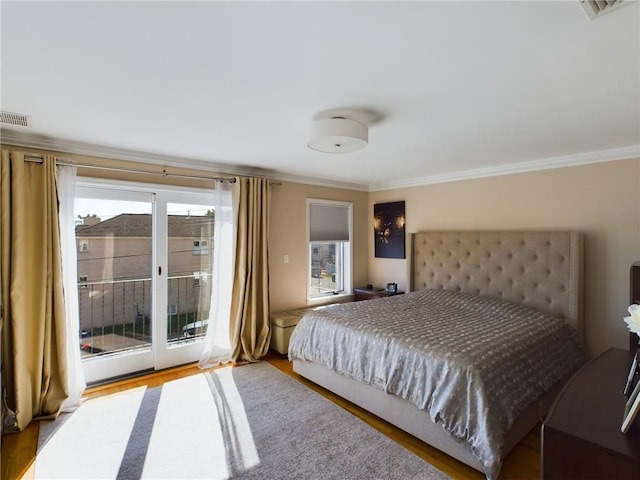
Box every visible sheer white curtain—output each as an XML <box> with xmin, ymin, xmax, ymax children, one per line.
<box><xmin>199</xmin><ymin>180</ymin><xmax>238</xmax><ymax>368</ymax></box>
<box><xmin>57</xmin><ymin>165</ymin><xmax>86</xmax><ymax>410</ymax></box>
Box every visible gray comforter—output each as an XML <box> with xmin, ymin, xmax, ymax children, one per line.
<box><xmin>288</xmin><ymin>289</ymin><xmax>585</xmax><ymax>479</ymax></box>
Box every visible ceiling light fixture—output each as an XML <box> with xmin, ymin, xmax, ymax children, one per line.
<box><xmin>307</xmin><ymin>116</ymin><xmax>368</xmax><ymax>153</ymax></box>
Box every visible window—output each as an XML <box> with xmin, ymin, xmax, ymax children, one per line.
<box><xmin>193</xmin><ymin>271</ymin><xmax>208</xmax><ymax>288</ymax></box>
<box><xmin>79</xmin><ymin>275</ymin><xmax>88</xmax><ymax>289</ymax></box>
<box><xmin>192</xmin><ymin>239</ymin><xmax>209</xmax><ymax>255</ymax></box>
<box><xmin>78</xmin><ymin>240</ymin><xmax>89</xmax><ymax>252</ymax></box>
<box><xmin>307</xmin><ymin>199</ymin><xmax>352</xmax><ymax>301</ymax></box>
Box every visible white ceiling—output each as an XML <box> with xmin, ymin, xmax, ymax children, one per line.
<box><xmin>1</xmin><ymin>1</ymin><xmax>639</xmax><ymax>191</ymax></box>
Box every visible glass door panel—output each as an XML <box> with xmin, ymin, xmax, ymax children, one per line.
<box><xmin>75</xmin><ymin>188</ymin><xmax>154</xmax><ymax>383</ymax></box>
<box><xmin>154</xmin><ymin>199</ymin><xmax>214</xmax><ymax>369</ymax></box>
<box><xmin>166</xmin><ymin>203</ymin><xmax>214</xmax><ymax>344</ymax></box>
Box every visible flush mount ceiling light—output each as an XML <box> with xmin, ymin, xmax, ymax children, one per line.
<box><xmin>307</xmin><ymin>117</ymin><xmax>368</xmax><ymax>153</ymax></box>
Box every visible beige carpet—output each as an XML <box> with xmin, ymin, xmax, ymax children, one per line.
<box><xmin>36</xmin><ymin>362</ymin><xmax>451</xmax><ymax>479</ymax></box>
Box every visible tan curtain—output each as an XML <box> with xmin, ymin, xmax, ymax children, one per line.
<box><xmin>229</xmin><ymin>177</ymin><xmax>271</xmax><ymax>363</ymax></box>
<box><xmin>1</xmin><ymin>151</ymin><xmax>69</xmax><ymax>431</ymax></box>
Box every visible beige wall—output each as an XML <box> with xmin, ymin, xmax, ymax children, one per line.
<box><xmin>369</xmin><ymin>158</ymin><xmax>640</xmax><ymax>358</ymax></box>
<box><xmin>269</xmin><ymin>181</ymin><xmax>368</xmax><ymax>312</ymax></box>
<box><xmin>5</xmin><ymin>144</ymin><xmax>638</xmax><ymax>357</ymax></box>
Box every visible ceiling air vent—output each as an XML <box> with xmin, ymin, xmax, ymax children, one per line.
<box><xmin>579</xmin><ymin>0</ymin><xmax>634</xmax><ymax>20</ymax></box>
<box><xmin>0</xmin><ymin>111</ymin><xmax>32</xmax><ymax>127</ymax></box>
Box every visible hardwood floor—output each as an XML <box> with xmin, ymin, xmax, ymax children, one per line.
<box><xmin>1</xmin><ymin>353</ymin><xmax>541</xmax><ymax>480</ymax></box>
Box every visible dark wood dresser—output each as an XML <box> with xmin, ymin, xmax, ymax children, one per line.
<box><xmin>542</xmin><ymin>348</ymin><xmax>640</xmax><ymax>479</ymax></box>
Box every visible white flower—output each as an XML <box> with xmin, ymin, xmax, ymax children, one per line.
<box><xmin>624</xmin><ymin>304</ymin><xmax>640</xmax><ymax>336</ymax></box>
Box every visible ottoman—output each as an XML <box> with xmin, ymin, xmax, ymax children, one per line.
<box><xmin>269</xmin><ymin>307</ymin><xmax>311</xmax><ymax>355</ymax></box>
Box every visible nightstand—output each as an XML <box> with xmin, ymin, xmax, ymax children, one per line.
<box><xmin>353</xmin><ymin>287</ymin><xmax>404</xmax><ymax>301</ymax></box>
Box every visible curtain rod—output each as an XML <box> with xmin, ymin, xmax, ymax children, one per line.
<box><xmin>23</xmin><ymin>153</ymin><xmax>237</xmax><ymax>183</ymax></box>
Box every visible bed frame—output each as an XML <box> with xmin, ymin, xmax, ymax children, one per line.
<box><xmin>293</xmin><ymin>231</ymin><xmax>583</xmax><ymax>473</ymax></box>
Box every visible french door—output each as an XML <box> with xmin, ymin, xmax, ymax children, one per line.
<box><xmin>75</xmin><ymin>179</ymin><xmax>216</xmax><ymax>383</ymax></box>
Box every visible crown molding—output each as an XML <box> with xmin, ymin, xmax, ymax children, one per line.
<box><xmin>2</xmin><ymin>129</ymin><xmax>636</xmax><ymax>193</ymax></box>
<box><xmin>0</xmin><ymin>129</ymin><xmax>368</xmax><ymax>191</ymax></box>
<box><xmin>271</xmin><ymin>170</ymin><xmax>368</xmax><ymax>191</ymax></box>
<box><xmin>367</xmin><ymin>145</ymin><xmax>640</xmax><ymax>192</ymax></box>
<box><xmin>0</xmin><ymin>129</ymin><xmax>246</xmax><ymax>174</ymax></box>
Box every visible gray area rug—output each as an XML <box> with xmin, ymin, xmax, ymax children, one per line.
<box><xmin>37</xmin><ymin>362</ymin><xmax>450</xmax><ymax>479</ymax></box>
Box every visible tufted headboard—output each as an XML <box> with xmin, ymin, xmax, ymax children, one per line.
<box><xmin>411</xmin><ymin>231</ymin><xmax>584</xmax><ymax>340</ymax></box>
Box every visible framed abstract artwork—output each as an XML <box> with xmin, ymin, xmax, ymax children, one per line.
<box><xmin>373</xmin><ymin>201</ymin><xmax>405</xmax><ymax>259</ymax></box>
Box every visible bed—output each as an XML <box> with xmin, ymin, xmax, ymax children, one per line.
<box><xmin>288</xmin><ymin>231</ymin><xmax>585</xmax><ymax>479</ymax></box>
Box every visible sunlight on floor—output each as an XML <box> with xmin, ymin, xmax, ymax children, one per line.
<box><xmin>35</xmin><ymin>386</ymin><xmax>147</xmax><ymax>478</ymax></box>
<box><xmin>204</xmin><ymin>366</ymin><xmax>260</xmax><ymax>475</ymax></box>
<box><xmin>32</xmin><ymin>366</ymin><xmax>259</xmax><ymax>479</ymax></box>
<box><xmin>143</xmin><ymin>373</ymin><xmax>230</xmax><ymax>478</ymax></box>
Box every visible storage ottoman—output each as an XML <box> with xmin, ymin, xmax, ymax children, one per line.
<box><xmin>270</xmin><ymin>307</ymin><xmax>311</xmax><ymax>355</ymax></box>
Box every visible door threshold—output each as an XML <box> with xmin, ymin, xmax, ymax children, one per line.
<box><xmin>85</xmin><ymin>361</ymin><xmax>200</xmax><ymax>393</ymax></box>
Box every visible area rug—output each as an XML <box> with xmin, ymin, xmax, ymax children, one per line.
<box><xmin>36</xmin><ymin>362</ymin><xmax>451</xmax><ymax>479</ymax></box>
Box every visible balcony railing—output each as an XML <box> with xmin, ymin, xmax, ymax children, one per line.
<box><xmin>79</xmin><ymin>275</ymin><xmax>211</xmax><ymax>359</ymax></box>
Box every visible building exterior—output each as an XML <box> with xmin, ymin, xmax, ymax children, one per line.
<box><xmin>76</xmin><ymin>213</ymin><xmax>215</xmax><ymax>342</ymax></box>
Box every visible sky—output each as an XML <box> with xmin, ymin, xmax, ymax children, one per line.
<box><xmin>75</xmin><ymin>199</ymin><xmax>212</xmax><ymax>222</ymax></box>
